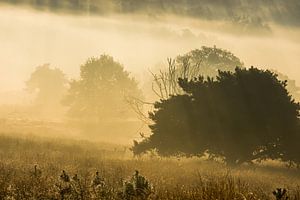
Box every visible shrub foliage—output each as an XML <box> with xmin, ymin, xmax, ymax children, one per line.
<box><xmin>133</xmin><ymin>67</ymin><xmax>300</xmax><ymax>165</ymax></box>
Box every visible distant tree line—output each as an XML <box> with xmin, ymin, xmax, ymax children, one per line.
<box><xmin>27</xmin><ymin>55</ymin><xmax>142</xmax><ymax>122</ymax></box>
<box><xmin>26</xmin><ymin>46</ymin><xmax>300</xmax><ymax>166</ymax></box>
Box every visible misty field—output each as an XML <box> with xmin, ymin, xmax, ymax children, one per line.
<box><xmin>1</xmin><ymin>1</ymin><xmax>300</xmax><ymax>200</ymax></box>
<box><xmin>0</xmin><ymin>133</ymin><xmax>299</xmax><ymax>200</ymax></box>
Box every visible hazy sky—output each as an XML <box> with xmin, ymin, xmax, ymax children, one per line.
<box><xmin>0</xmin><ymin>5</ymin><xmax>300</xmax><ymax>93</ymax></box>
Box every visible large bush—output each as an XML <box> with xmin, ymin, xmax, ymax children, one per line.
<box><xmin>133</xmin><ymin>67</ymin><xmax>300</xmax><ymax>165</ymax></box>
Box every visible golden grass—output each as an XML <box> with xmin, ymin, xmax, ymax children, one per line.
<box><xmin>0</xmin><ymin>134</ymin><xmax>299</xmax><ymax>199</ymax></box>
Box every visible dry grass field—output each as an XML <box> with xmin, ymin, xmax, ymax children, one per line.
<box><xmin>1</xmin><ymin>1</ymin><xmax>300</xmax><ymax>199</ymax></box>
<box><xmin>0</xmin><ymin>133</ymin><xmax>299</xmax><ymax>200</ymax></box>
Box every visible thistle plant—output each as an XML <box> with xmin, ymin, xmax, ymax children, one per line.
<box><xmin>56</xmin><ymin>170</ymin><xmax>72</xmax><ymax>199</ymax></box>
<box><xmin>273</xmin><ymin>188</ymin><xmax>289</xmax><ymax>200</ymax></box>
<box><xmin>123</xmin><ymin>181</ymin><xmax>135</xmax><ymax>200</ymax></box>
<box><xmin>70</xmin><ymin>174</ymin><xmax>84</xmax><ymax>199</ymax></box>
<box><xmin>31</xmin><ymin>165</ymin><xmax>42</xmax><ymax>178</ymax></box>
<box><xmin>60</xmin><ymin>170</ymin><xmax>70</xmax><ymax>182</ymax></box>
<box><xmin>121</xmin><ymin>170</ymin><xmax>153</xmax><ymax>200</ymax></box>
<box><xmin>92</xmin><ymin>171</ymin><xmax>105</xmax><ymax>187</ymax></box>
<box><xmin>5</xmin><ymin>184</ymin><xmax>16</xmax><ymax>200</ymax></box>
<box><xmin>91</xmin><ymin>171</ymin><xmax>111</xmax><ymax>199</ymax></box>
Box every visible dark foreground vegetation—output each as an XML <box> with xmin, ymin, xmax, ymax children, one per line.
<box><xmin>0</xmin><ymin>134</ymin><xmax>299</xmax><ymax>200</ymax></box>
<box><xmin>134</xmin><ymin>67</ymin><xmax>300</xmax><ymax>166</ymax></box>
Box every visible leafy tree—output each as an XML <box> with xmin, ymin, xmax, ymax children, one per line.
<box><xmin>63</xmin><ymin>55</ymin><xmax>142</xmax><ymax>122</ymax></box>
<box><xmin>151</xmin><ymin>46</ymin><xmax>244</xmax><ymax>100</ymax></box>
<box><xmin>136</xmin><ymin>46</ymin><xmax>244</xmax><ymax>124</ymax></box>
<box><xmin>177</xmin><ymin>46</ymin><xmax>244</xmax><ymax>77</ymax></box>
<box><xmin>26</xmin><ymin>64</ymin><xmax>67</xmax><ymax>111</ymax></box>
<box><xmin>133</xmin><ymin>67</ymin><xmax>300</xmax><ymax>165</ymax></box>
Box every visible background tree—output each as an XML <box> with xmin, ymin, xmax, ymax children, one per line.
<box><xmin>177</xmin><ymin>46</ymin><xmax>244</xmax><ymax>77</ymax></box>
<box><xmin>26</xmin><ymin>64</ymin><xmax>67</xmax><ymax>116</ymax></box>
<box><xmin>132</xmin><ymin>46</ymin><xmax>244</xmax><ymax>125</ymax></box>
<box><xmin>151</xmin><ymin>46</ymin><xmax>244</xmax><ymax>100</ymax></box>
<box><xmin>133</xmin><ymin>67</ymin><xmax>300</xmax><ymax>165</ymax></box>
<box><xmin>63</xmin><ymin>55</ymin><xmax>143</xmax><ymax>122</ymax></box>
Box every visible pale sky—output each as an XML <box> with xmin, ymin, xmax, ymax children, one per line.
<box><xmin>0</xmin><ymin>5</ymin><xmax>299</xmax><ymax>93</ymax></box>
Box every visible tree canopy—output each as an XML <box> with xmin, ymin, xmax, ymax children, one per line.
<box><xmin>177</xmin><ymin>46</ymin><xmax>244</xmax><ymax>77</ymax></box>
<box><xmin>151</xmin><ymin>46</ymin><xmax>244</xmax><ymax>100</ymax></box>
<box><xmin>26</xmin><ymin>64</ymin><xmax>67</xmax><ymax>108</ymax></box>
<box><xmin>133</xmin><ymin>67</ymin><xmax>300</xmax><ymax>165</ymax></box>
<box><xmin>63</xmin><ymin>55</ymin><xmax>143</xmax><ymax>122</ymax></box>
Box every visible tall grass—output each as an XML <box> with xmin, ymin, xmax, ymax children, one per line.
<box><xmin>0</xmin><ymin>134</ymin><xmax>299</xmax><ymax>199</ymax></box>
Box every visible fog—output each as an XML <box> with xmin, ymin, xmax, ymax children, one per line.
<box><xmin>1</xmin><ymin>4</ymin><xmax>300</xmax><ymax>197</ymax></box>
<box><xmin>0</xmin><ymin>3</ymin><xmax>300</xmax><ymax>143</ymax></box>
<box><xmin>1</xmin><ymin>5</ymin><xmax>300</xmax><ymax>94</ymax></box>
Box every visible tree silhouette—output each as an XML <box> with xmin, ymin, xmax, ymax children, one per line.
<box><xmin>26</xmin><ymin>64</ymin><xmax>67</xmax><ymax>114</ymax></box>
<box><xmin>177</xmin><ymin>46</ymin><xmax>244</xmax><ymax>77</ymax></box>
<box><xmin>63</xmin><ymin>55</ymin><xmax>142</xmax><ymax>122</ymax></box>
<box><xmin>151</xmin><ymin>46</ymin><xmax>244</xmax><ymax>100</ymax></box>
<box><xmin>133</xmin><ymin>46</ymin><xmax>245</xmax><ymax>125</ymax></box>
<box><xmin>133</xmin><ymin>67</ymin><xmax>300</xmax><ymax>165</ymax></box>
